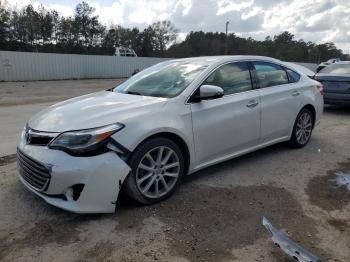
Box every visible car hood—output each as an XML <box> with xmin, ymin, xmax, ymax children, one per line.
<box><xmin>28</xmin><ymin>91</ymin><xmax>168</xmax><ymax>132</ymax></box>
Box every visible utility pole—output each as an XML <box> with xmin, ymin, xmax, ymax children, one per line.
<box><xmin>225</xmin><ymin>21</ymin><xmax>229</xmax><ymax>55</ymax></box>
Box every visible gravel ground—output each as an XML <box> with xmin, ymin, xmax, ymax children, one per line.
<box><xmin>0</xmin><ymin>79</ymin><xmax>350</xmax><ymax>261</ymax></box>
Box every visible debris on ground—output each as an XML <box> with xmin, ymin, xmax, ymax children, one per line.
<box><xmin>335</xmin><ymin>171</ymin><xmax>350</xmax><ymax>191</ymax></box>
<box><xmin>262</xmin><ymin>216</ymin><xmax>320</xmax><ymax>262</ymax></box>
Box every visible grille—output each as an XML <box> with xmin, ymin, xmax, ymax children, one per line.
<box><xmin>29</xmin><ymin>136</ymin><xmax>54</xmax><ymax>146</ymax></box>
<box><xmin>25</xmin><ymin>127</ymin><xmax>57</xmax><ymax>146</ymax></box>
<box><xmin>17</xmin><ymin>149</ymin><xmax>51</xmax><ymax>191</ymax></box>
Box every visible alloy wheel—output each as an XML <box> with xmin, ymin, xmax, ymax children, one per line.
<box><xmin>136</xmin><ymin>146</ymin><xmax>180</xmax><ymax>199</ymax></box>
<box><xmin>296</xmin><ymin>112</ymin><xmax>312</xmax><ymax>145</ymax></box>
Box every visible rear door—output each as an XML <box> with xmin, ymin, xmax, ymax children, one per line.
<box><xmin>190</xmin><ymin>62</ymin><xmax>261</xmax><ymax>166</ymax></box>
<box><xmin>251</xmin><ymin>61</ymin><xmax>302</xmax><ymax>143</ymax></box>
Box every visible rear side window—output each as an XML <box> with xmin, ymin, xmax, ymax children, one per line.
<box><xmin>203</xmin><ymin>62</ymin><xmax>252</xmax><ymax>95</ymax></box>
<box><xmin>285</xmin><ymin>68</ymin><xmax>301</xmax><ymax>83</ymax></box>
<box><xmin>253</xmin><ymin>62</ymin><xmax>288</xmax><ymax>88</ymax></box>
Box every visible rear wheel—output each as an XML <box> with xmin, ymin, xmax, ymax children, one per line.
<box><xmin>289</xmin><ymin>108</ymin><xmax>314</xmax><ymax>148</ymax></box>
<box><xmin>124</xmin><ymin>137</ymin><xmax>184</xmax><ymax>204</ymax></box>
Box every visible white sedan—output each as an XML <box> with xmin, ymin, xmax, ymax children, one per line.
<box><xmin>17</xmin><ymin>56</ymin><xmax>323</xmax><ymax>213</ymax></box>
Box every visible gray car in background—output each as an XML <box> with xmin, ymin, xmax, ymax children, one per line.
<box><xmin>315</xmin><ymin>62</ymin><xmax>350</xmax><ymax>106</ymax></box>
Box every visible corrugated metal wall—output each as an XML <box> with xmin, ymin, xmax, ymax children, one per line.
<box><xmin>0</xmin><ymin>51</ymin><xmax>317</xmax><ymax>81</ymax></box>
<box><xmin>295</xmin><ymin>62</ymin><xmax>318</xmax><ymax>72</ymax></box>
<box><xmin>0</xmin><ymin>51</ymin><xmax>168</xmax><ymax>81</ymax></box>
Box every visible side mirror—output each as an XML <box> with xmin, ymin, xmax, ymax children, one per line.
<box><xmin>192</xmin><ymin>85</ymin><xmax>224</xmax><ymax>102</ymax></box>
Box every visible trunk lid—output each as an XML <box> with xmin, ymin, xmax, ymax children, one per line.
<box><xmin>315</xmin><ymin>74</ymin><xmax>350</xmax><ymax>94</ymax></box>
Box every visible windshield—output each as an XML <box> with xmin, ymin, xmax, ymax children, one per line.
<box><xmin>114</xmin><ymin>61</ymin><xmax>208</xmax><ymax>98</ymax></box>
<box><xmin>319</xmin><ymin>64</ymin><xmax>350</xmax><ymax>74</ymax></box>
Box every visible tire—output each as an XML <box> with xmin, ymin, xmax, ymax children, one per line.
<box><xmin>124</xmin><ymin>137</ymin><xmax>185</xmax><ymax>204</ymax></box>
<box><xmin>289</xmin><ymin>108</ymin><xmax>314</xmax><ymax>148</ymax></box>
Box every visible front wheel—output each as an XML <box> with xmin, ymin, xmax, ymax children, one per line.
<box><xmin>124</xmin><ymin>137</ymin><xmax>184</xmax><ymax>204</ymax></box>
<box><xmin>289</xmin><ymin>108</ymin><xmax>314</xmax><ymax>148</ymax></box>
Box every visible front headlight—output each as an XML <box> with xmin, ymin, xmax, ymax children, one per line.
<box><xmin>49</xmin><ymin>123</ymin><xmax>124</xmax><ymax>154</ymax></box>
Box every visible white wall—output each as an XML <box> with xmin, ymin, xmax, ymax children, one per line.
<box><xmin>0</xmin><ymin>51</ymin><xmax>317</xmax><ymax>81</ymax></box>
<box><xmin>294</xmin><ymin>62</ymin><xmax>317</xmax><ymax>72</ymax></box>
<box><xmin>0</xmin><ymin>51</ymin><xmax>168</xmax><ymax>81</ymax></box>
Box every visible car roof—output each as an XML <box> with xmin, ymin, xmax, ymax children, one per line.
<box><xmin>170</xmin><ymin>55</ymin><xmax>282</xmax><ymax>65</ymax></box>
<box><xmin>168</xmin><ymin>56</ymin><xmax>312</xmax><ymax>77</ymax></box>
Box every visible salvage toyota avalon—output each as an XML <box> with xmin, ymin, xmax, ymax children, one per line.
<box><xmin>17</xmin><ymin>56</ymin><xmax>323</xmax><ymax>213</ymax></box>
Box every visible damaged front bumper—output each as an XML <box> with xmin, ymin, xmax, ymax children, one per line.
<box><xmin>262</xmin><ymin>217</ymin><xmax>320</xmax><ymax>262</ymax></box>
<box><xmin>17</xmin><ymin>141</ymin><xmax>131</xmax><ymax>213</ymax></box>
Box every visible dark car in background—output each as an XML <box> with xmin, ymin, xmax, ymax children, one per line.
<box><xmin>315</xmin><ymin>62</ymin><xmax>350</xmax><ymax>106</ymax></box>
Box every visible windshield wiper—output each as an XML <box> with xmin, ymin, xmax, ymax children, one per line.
<box><xmin>125</xmin><ymin>91</ymin><xmax>142</xmax><ymax>96</ymax></box>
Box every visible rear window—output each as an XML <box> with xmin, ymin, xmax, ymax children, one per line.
<box><xmin>319</xmin><ymin>64</ymin><xmax>350</xmax><ymax>74</ymax></box>
<box><xmin>253</xmin><ymin>62</ymin><xmax>289</xmax><ymax>88</ymax></box>
<box><xmin>285</xmin><ymin>68</ymin><xmax>301</xmax><ymax>83</ymax></box>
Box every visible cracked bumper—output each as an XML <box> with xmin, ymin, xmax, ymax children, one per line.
<box><xmin>17</xmin><ymin>141</ymin><xmax>131</xmax><ymax>213</ymax></box>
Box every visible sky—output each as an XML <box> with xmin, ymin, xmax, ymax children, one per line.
<box><xmin>7</xmin><ymin>0</ymin><xmax>350</xmax><ymax>53</ymax></box>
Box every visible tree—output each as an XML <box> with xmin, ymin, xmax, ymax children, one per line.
<box><xmin>51</xmin><ymin>10</ymin><xmax>60</xmax><ymax>42</ymax></box>
<box><xmin>273</xmin><ymin>31</ymin><xmax>294</xmax><ymax>44</ymax></box>
<box><xmin>102</xmin><ymin>21</ymin><xmax>177</xmax><ymax>57</ymax></box>
<box><xmin>22</xmin><ymin>5</ymin><xmax>40</xmax><ymax>44</ymax></box>
<box><xmin>0</xmin><ymin>1</ymin><xmax>10</xmax><ymax>43</ymax></box>
<box><xmin>150</xmin><ymin>20</ymin><xmax>178</xmax><ymax>55</ymax></box>
<box><xmin>73</xmin><ymin>1</ymin><xmax>104</xmax><ymax>46</ymax></box>
<box><xmin>58</xmin><ymin>16</ymin><xmax>74</xmax><ymax>43</ymax></box>
<box><xmin>37</xmin><ymin>5</ymin><xmax>53</xmax><ymax>43</ymax></box>
<box><xmin>138</xmin><ymin>26</ymin><xmax>156</xmax><ymax>56</ymax></box>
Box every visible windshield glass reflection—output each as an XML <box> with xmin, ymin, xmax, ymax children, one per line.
<box><xmin>114</xmin><ymin>61</ymin><xmax>208</xmax><ymax>98</ymax></box>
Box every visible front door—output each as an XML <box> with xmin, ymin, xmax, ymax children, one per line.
<box><xmin>190</xmin><ymin>62</ymin><xmax>261</xmax><ymax>167</ymax></box>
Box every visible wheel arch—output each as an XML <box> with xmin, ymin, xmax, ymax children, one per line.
<box><xmin>130</xmin><ymin>132</ymin><xmax>191</xmax><ymax>176</ymax></box>
<box><xmin>288</xmin><ymin>104</ymin><xmax>317</xmax><ymax>139</ymax></box>
<box><xmin>301</xmin><ymin>104</ymin><xmax>316</xmax><ymax>128</ymax></box>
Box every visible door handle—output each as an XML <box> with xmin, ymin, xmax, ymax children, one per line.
<box><xmin>246</xmin><ymin>100</ymin><xmax>259</xmax><ymax>108</ymax></box>
<box><xmin>292</xmin><ymin>91</ymin><xmax>300</xmax><ymax>96</ymax></box>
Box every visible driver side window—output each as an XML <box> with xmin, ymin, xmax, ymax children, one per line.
<box><xmin>203</xmin><ymin>62</ymin><xmax>253</xmax><ymax>95</ymax></box>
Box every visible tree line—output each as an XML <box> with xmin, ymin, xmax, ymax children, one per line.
<box><xmin>168</xmin><ymin>31</ymin><xmax>350</xmax><ymax>63</ymax></box>
<box><xmin>0</xmin><ymin>1</ymin><xmax>177</xmax><ymax>56</ymax></box>
<box><xmin>0</xmin><ymin>1</ymin><xmax>348</xmax><ymax>63</ymax></box>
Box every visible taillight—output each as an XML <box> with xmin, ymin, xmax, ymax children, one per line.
<box><xmin>316</xmin><ymin>82</ymin><xmax>323</xmax><ymax>96</ymax></box>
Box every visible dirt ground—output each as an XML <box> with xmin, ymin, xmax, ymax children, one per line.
<box><xmin>0</xmin><ymin>79</ymin><xmax>124</xmax><ymax>107</ymax></box>
<box><xmin>0</xmin><ymin>79</ymin><xmax>123</xmax><ymax>157</ymax></box>
<box><xmin>0</xmin><ymin>79</ymin><xmax>350</xmax><ymax>262</ymax></box>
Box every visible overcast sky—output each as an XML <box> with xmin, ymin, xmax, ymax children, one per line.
<box><xmin>8</xmin><ymin>0</ymin><xmax>350</xmax><ymax>53</ymax></box>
